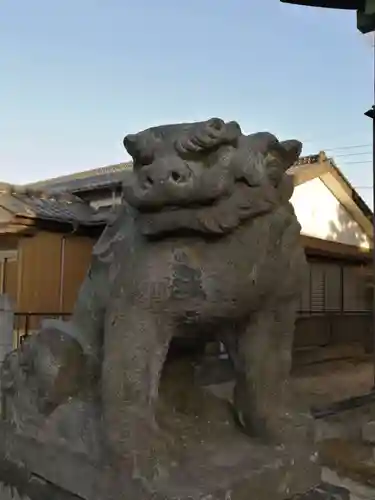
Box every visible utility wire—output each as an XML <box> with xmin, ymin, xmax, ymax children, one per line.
<box><xmin>325</xmin><ymin>143</ymin><xmax>372</xmax><ymax>151</ymax></box>
<box><xmin>299</xmin><ymin>142</ymin><xmax>372</xmax><ymax>151</ymax></box>
<box><xmin>340</xmin><ymin>160</ymin><xmax>372</xmax><ymax>164</ymax></box>
<box><xmin>334</xmin><ymin>151</ymin><xmax>372</xmax><ymax>157</ymax></box>
<box><xmin>300</xmin><ymin>144</ymin><xmax>372</xmax><ymax>156</ymax></box>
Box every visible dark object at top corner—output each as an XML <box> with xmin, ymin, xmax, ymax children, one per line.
<box><xmin>280</xmin><ymin>0</ymin><xmax>364</xmax><ymax>9</ymax></box>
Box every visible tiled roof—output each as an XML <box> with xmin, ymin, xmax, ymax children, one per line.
<box><xmin>286</xmin><ymin>154</ymin><xmax>321</xmax><ymax>176</ymax></box>
<box><xmin>26</xmin><ymin>155</ymin><xmax>322</xmax><ymax>195</ymax></box>
<box><xmin>26</xmin><ymin>162</ymin><xmax>132</xmax><ymax>194</ymax></box>
<box><xmin>0</xmin><ymin>185</ymin><xmax>107</xmax><ymax>226</ymax></box>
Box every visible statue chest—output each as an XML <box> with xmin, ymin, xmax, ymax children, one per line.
<box><xmin>112</xmin><ymin>231</ymin><xmax>270</xmax><ymax>320</ymax></box>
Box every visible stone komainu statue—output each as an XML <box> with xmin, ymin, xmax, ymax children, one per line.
<box><xmin>0</xmin><ymin>118</ymin><xmax>307</xmax><ymax>459</ymax></box>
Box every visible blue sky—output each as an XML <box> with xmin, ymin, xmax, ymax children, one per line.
<box><xmin>0</xmin><ymin>1</ymin><xmax>373</xmax><ymax>204</ymax></box>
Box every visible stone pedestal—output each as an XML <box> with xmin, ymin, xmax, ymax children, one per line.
<box><xmin>0</xmin><ymin>401</ymin><xmax>321</xmax><ymax>500</ymax></box>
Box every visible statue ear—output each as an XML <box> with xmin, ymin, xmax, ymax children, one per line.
<box><xmin>277</xmin><ymin>140</ymin><xmax>302</xmax><ymax>170</ymax></box>
<box><xmin>245</xmin><ymin>132</ymin><xmax>279</xmax><ymax>155</ymax></box>
<box><xmin>265</xmin><ymin>139</ymin><xmax>302</xmax><ymax>187</ymax></box>
<box><xmin>123</xmin><ymin>134</ymin><xmax>139</xmax><ymax>158</ymax></box>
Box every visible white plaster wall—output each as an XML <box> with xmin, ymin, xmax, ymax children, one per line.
<box><xmin>290</xmin><ymin>178</ymin><xmax>370</xmax><ymax>249</ymax></box>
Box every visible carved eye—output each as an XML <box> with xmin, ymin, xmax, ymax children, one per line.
<box><xmin>209</xmin><ymin>118</ymin><xmax>224</xmax><ymax>131</ymax></box>
<box><xmin>134</xmin><ymin>152</ymin><xmax>154</xmax><ymax>169</ymax></box>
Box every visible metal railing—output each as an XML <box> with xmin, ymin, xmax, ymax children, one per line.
<box><xmin>12</xmin><ymin>309</ymin><xmax>374</xmax><ymax>352</ymax></box>
<box><xmin>296</xmin><ymin>309</ymin><xmax>372</xmax><ymax>317</ymax></box>
<box><xmin>294</xmin><ymin>310</ymin><xmax>374</xmax><ymax>363</ymax></box>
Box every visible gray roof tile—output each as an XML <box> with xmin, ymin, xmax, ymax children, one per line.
<box><xmin>27</xmin><ymin>162</ymin><xmax>132</xmax><ymax>193</ymax></box>
<box><xmin>0</xmin><ymin>187</ymin><xmax>107</xmax><ymax>226</ymax></box>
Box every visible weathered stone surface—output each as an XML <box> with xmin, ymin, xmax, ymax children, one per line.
<box><xmin>362</xmin><ymin>420</ymin><xmax>375</xmax><ymax>444</ymax></box>
<box><xmin>0</xmin><ymin>118</ymin><xmax>318</xmax><ymax>499</ymax></box>
<box><xmin>0</xmin><ymin>418</ymin><xmax>318</xmax><ymax>499</ymax></box>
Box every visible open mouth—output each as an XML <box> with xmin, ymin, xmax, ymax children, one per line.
<box><xmin>136</xmin><ymin>197</ymin><xmax>223</xmax><ymax>214</ymax></box>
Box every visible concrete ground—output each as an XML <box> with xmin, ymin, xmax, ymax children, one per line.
<box><xmin>205</xmin><ymin>359</ymin><xmax>375</xmax><ymax>408</ymax></box>
<box><xmin>292</xmin><ymin>360</ymin><xmax>374</xmax><ymax>407</ymax></box>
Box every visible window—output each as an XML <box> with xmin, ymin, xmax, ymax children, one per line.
<box><xmin>299</xmin><ymin>259</ymin><xmax>370</xmax><ymax>314</ymax></box>
<box><xmin>324</xmin><ymin>263</ymin><xmax>342</xmax><ymax>311</ymax></box>
<box><xmin>310</xmin><ymin>262</ymin><xmax>325</xmax><ymax>312</ymax></box>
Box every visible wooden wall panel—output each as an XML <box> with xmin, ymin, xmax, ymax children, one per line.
<box><xmin>61</xmin><ymin>236</ymin><xmax>94</xmax><ymax>313</ymax></box>
<box><xmin>18</xmin><ymin>232</ymin><xmax>62</xmax><ymax>313</ymax></box>
<box><xmin>0</xmin><ymin>231</ymin><xmax>95</xmax><ymax>316</ymax></box>
<box><xmin>343</xmin><ymin>265</ymin><xmax>370</xmax><ymax>312</ymax></box>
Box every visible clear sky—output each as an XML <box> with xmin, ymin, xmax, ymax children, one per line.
<box><xmin>0</xmin><ymin>1</ymin><xmax>373</xmax><ymax>204</ymax></box>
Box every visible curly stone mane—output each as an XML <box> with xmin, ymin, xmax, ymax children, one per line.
<box><xmin>122</xmin><ymin>119</ymin><xmax>302</xmax><ymax>236</ymax></box>
<box><xmin>174</xmin><ymin>118</ymin><xmax>241</xmax><ymax>154</ymax></box>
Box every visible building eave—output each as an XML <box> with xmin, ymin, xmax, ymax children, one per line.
<box><xmin>288</xmin><ymin>152</ymin><xmax>373</xmax><ymax>241</ymax></box>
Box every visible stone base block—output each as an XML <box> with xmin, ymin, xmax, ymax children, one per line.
<box><xmin>0</xmin><ymin>418</ymin><xmax>321</xmax><ymax>500</ymax></box>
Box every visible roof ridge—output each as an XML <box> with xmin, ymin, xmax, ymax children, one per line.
<box><xmin>0</xmin><ymin>187</ymin><xmax>108</xmax><ymax>226</ymax></box>
<box><xmin>26</xmin><ymin>162</ymin><xmax>132</xmax><ymax>188</ymax></box>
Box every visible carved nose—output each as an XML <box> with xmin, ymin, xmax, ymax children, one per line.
<box><xmin>168</xmin><ymin>168</ymin><xmax>191</xmax><ymax>185</ymax></box>
<box><xmin>142</xmin><ymin>163</ymin><xmax>191</xmax><ymax>190</ymax></box>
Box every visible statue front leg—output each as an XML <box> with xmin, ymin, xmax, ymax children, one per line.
<box><xmin>101</xmin><ymin>306</ymin><xmax>173</xmax><ymax>457</ymax></box>
<box><xmin>232</xmin><ymin>300</ymin><xmax>298</xmax><ymax>443</ymax></box>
